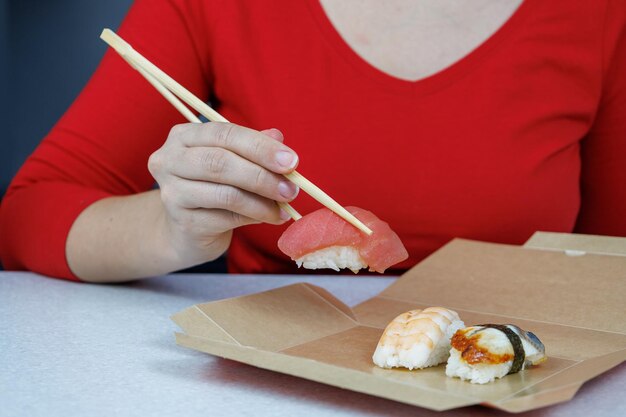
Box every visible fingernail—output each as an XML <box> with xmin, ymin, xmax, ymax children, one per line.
<box><xmin>278</xmin><ymin>181</ymin><xmax>299</xmax><ymax>199</ymax></box>
<box><xmin>276</xmin><ymin>151</ymin><xmax>297</xmax><ymax>169</ymax></box>
<box><xmin>280</xmin><ymin>209</ymin><xmax>291</xmax><ymax>221</ymax></box>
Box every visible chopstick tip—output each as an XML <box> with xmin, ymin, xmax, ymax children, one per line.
<box><xmin>100</xmin><ymin>28</ymin><xmax>113</xmax><ymax>40</ymax></box>
<box><xmin>100</xmin><ymin>28</ymin><xmax>130</xmax><ymax>54</ymax></box>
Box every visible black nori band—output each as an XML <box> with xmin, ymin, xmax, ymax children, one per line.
<box><xmin>478</xmin><ymin>324</ymin><xmax>526</xmax><ymax>374</ymax></box>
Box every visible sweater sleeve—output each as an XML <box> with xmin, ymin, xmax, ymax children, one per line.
<box><xmin>575</xmin><ymin>0</ymin><xmax>626</xmax><ymax>237</ymax></box>
<box><xmin>0</xmin><ymin>0</ymin><xmax>212</xmax><ymax>280</ymax></box>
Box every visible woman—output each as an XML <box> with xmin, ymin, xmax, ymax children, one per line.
<box><xmin>1</xmin><ymin>0</ymin><xmax>624</xmax><ymax>282</ymax></box>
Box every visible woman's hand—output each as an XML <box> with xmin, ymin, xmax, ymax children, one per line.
<box><xmin>148</xmin><ymin>122</ymin><xmax>299</xmax><ymax>268</ymax></box>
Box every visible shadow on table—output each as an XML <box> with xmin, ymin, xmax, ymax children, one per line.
<box><xmin>202</xmin><ymin>359</ymin><xmax>504</xmax><ymax>417</ymax></box>
<box><xmin>149</xmin><ymin>352</ymin><xmax>494</xmax><ymax>417</ymax></box>
<box><xmin>122</xmin><ymin>275</ymin><xmax>217</xmax><ymax>303</ymax></box>
<box><xmin>152</xmin><ymin>352</ymin><xmax>603</xmax><ymax>417</ymax></box>
<box><xmin>122</xmin><ymin>272</ymin><xmax>330</xmax><ymax>307</ymax></box>
<box><xmin>121</xmin><ymin>266</ymin><xmax>371</xmax><ymax>304</ymax></box>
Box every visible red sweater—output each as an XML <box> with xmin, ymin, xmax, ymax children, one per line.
<box><xmin>1</xmin><ymin>0</ymin><xmax>625</xmax><ymax>280</ymax></box>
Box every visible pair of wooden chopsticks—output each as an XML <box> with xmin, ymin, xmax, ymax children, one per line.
<box><xmin>100</xmin><ymin>29</ymin><xmax>373</xmax><ymax>235</ymax></box>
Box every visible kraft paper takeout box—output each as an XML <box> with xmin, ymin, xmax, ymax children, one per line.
<box><xmin>172</xmin><ymin>232</ymin><xmax>626</xmax><ymax>412</ymax></box>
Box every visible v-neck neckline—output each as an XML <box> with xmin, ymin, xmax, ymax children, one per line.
<box><xmin>305</xmin><ymin>0</ymin><xmax>534</xmax><ymax>96</ymax></box>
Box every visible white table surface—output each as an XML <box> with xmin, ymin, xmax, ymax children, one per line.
<box><xmin>1</xmin><ymin>271</ymin><xmax>624</xmax><ymax>417</ymax></box>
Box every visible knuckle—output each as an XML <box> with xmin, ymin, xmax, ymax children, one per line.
<box><xmin>228</xmin><ymin>210</ymin><xmax>243</xmax><ymax>227</ymax></box>
<box><xmin>217</xmin><ymin>186</ymin><xmax>242</xmax><ymax>209</ymax></box>
<box><xmin>213</xmin><ymin>123</ymin><xmax>236</xmax><ymax>147</ymax></box>
<box><xmin>147</xmin><ymin>151</ymin><xmax>163</xmax><ymax>176</ymax></box>
<box><xmin>253</xmin><ymin>168</ymin><xmax>269</xmax><ymax>191</ymax></box>
<box><xmin>202</xmin><ymin>148</ymin><xmax>228</xmax><ymax>177</ymax></box>
<box><xmin>248</xmin><ymin>137</ymin><xmax>265</xmax><ymax>162</ymax></box>
<box><xmin>169</xmin><ymin>123</ymin><xmax>192</xmax><ymax>139</ymax></box>
<box><xmin>253</xmin><ymin>168</ymin><xmax>264</xmax><ymax>188</ymax></box>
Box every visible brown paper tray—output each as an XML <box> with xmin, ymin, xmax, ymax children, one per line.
<box><xmin>172</xmin><ymin>233</ymin><xmax>626</xmax><ymax>412</ymax></box>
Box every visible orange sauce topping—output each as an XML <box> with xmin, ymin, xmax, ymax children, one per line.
<box><xmin>451</xmin><ymin>329</ymin><xmax>513</xmax><ymax>365</ymax></box>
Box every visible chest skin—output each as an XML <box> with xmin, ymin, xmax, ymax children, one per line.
<box><xmin>319</xmin><ymin>0</ymin><xmax>524</xmax><ymax>81</ymax></box>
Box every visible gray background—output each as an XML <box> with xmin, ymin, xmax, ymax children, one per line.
<box><xmin>2</xmin><ymin>0</ymin><xmax>133</xmax><ymax>194</ymax></box>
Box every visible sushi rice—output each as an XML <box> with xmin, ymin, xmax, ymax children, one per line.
<box><xmin>296</xmin><ymin>245</ymin><xmax>367</xmax><ymax>273</ymax></box>
<box><xmin>445</xmin><ymin>349</ymin><xmax>512</xmax><ymax>384</ymax></box>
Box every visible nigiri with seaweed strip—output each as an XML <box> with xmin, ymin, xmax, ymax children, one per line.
<box><xmin>445</xmin><ymin>324</ymin><xmax>547</xmax><ymax>384</ymax></box>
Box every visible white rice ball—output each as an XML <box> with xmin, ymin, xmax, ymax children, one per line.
<box><xmin>445</xmin><ymin>349</ymin><xmax>511</xmax><ymax>384</ymax></box>
<box><xmin>295</xmin><ymin>246</ymin><xmax>366</xmax><ymax>273</ymax></box>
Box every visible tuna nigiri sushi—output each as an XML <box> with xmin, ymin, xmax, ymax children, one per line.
<box><xmin>445</xmin><ymin>324</ymin><xmax>547</xmax><ymax>384</ymax></box>
<box><xmin>373</xmin><ymin>307</ymin><xmax>465</xmax><ymax>370</ymax></box>
<box><xmin>277</xmin><ymin>206</ymin><xmax>408</xmax><ymax>273</ymax></box>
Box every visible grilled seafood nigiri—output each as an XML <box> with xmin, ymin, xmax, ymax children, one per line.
<box><xmin>373</xmin><ymin>307</ymin><xmax>465</xmax><ymax>370</ymax></box>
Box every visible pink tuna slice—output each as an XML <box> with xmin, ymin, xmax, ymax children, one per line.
<box><xmin>277</xmin><ymin>206</ymin><xmax>409</xmax><ymax>273</ymax></box>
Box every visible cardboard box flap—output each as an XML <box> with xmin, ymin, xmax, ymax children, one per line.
<box><xmin>175</xmin><ymin>332</ymin><xmax>481</xmax><ymax>411</ymax></box>
<box><xmin>379</xmin><ymin>239</ymin><xmax>626</xmax><ymax>333</ymax></box>
<box><xmin>174</xmin><ymin>235</ymin><xmax>626</xmax><ymax>413</ymax></box>
<box><xmin>491</xmin><ymin>382</ymin><xmax>582</xmax><ymax>413</ymax></box>
<box><xmin>173</xmin><ymin>283</ymin><xmax>357</xmax><ymax>352</ymax></box>
<box><xmin>171</xmin><ymin>305</ymin><xmax>240</xmax><ymax>344</ymax></box>
<box><xmin>302</xmin><ymin>283</ymin><xmax>357</xmax><ymax>320</ymax></box>
<box><xmin>492</xmin><ymin>348</ymin><xmax>626</xmax><ymax>412</ymax></box>
<box><xmin>524</xmin><ymin>231</ymin><xmax>626</xmax><ymax>256</ymax></box>
<box><xmin>175</xmin><ymin>330</ymin><xmax>617</xmax><ymax>413</ymax></box>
